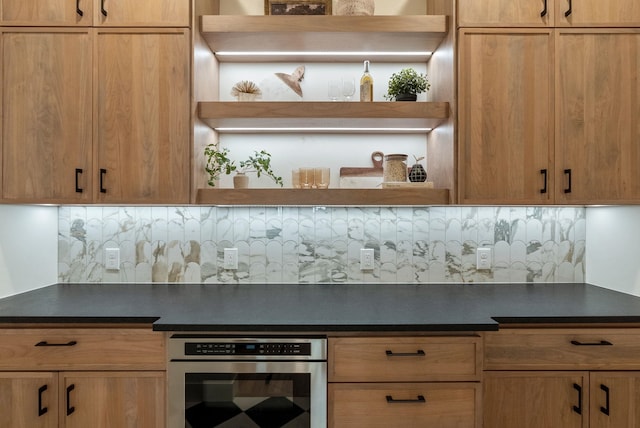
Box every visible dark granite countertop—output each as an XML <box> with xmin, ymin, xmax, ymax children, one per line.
<box><xmin>1</xmin><ymin>283</ymin><xmax>640</xmax><ymax>332</ymax></box>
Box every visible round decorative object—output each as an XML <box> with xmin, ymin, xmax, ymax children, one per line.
<box><xmin>335</xmin><ymin>0</ymin><xmax>375</xmax><ymax>16</ymax></box>
<box><xmin>409</xmin><ymin>163</ymin><xmax>427</xmax><ymax>182</ymax></box>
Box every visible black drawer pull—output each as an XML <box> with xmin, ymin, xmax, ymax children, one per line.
<box><xmin>99</xmin><ymin>168</ymin><xmax>107</xmax><ymax>193</ymax></box>
<box><xmin>101</xmin><ymin>0</ymin><xmax>108</xmax><ymax>16</ymax></box>
<box><xmin>38</xmin><ymin>385</ymin><xmax>48</xmax><ymax>416</ymax></box>
<box><xmin>385</xmin><ymin>350</ymin><xmax>426</xmax><ymax>357</ymax></box>
<box><xmin>565</xmin><ymin>0</ymin><xmax>572</xmax><ymax>17</ymax></box>
<box><xmin>600</xmin><ymin>384</ymin><xmax>610</xmax><ymax>416</ymax></box>
<box><xmin>564</xmin><ymin>169</ymin><xmax>572</xmax><ymax>193</ymax></box>
<box><xmin>540</xmin><ymin>169</ymin><xmax>548</xmax><ymax>194</ymax></box>
<box><xmin>540</xmin><ymin>0</ymin><xmax>548</xmax><ymax>17</ymax></box>
<box><xmin>571</xmin><ymin>340</ymin><xmax>613</xmax><ymax>346</ymax></box>
<box><xmin>76</xmin><ymin>0</ymin><xmax>83</xmax><ymax>17</ymax></box>
<box><xmin>35</xmin><ymin>340</ymin><xmax>78</xmax><ymax>347</ymax></box>
<box><xmin>573</xmin><ymin>383</ymin><xmax>582</xmax><ymax>415</ymax></box>
<box><xmin>386</xmin><ymin>395</ymin><xmax>426</xmax><ymax>404</ymax></box>
<box><xmin>66</xmin><ymin>384</ymin><xmax>75</xmax><ymax>416</ymax></box>
<box><xmin>75</xmin><ymin>168</ymin><xmax>83</xmax><ymax>193</ymax></box>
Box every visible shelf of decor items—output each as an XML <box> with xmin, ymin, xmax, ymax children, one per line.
<box><xmin>198</xmin><ymin>101</ymin><xmax>449</xmax><ymax>131</ymax></box>
<box><xmin>196</xmin><ymin>188</ymin><xmax>450</xmax><ymax>206</ymax></box>
<box><xmin>195</xmin><ymin>14</ymin><xmax>452</xmax><ymax>205</ymax></box>
<box><xmin>199</xmin><ymin>15</ymin><xmax>448</xmax><ymax>62</ymax></box>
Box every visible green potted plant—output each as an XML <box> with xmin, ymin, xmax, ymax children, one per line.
<box><xmin>384</xmin><ymin>68</ymin><xmax>430</xmax><ymax>101</ymax></box>
<box><xmin>204</xmin><ymin>145</ymin><xmax>283</xmax><ymax>188</ymax></box>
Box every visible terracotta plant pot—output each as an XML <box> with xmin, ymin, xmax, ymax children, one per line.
<box><xmin>233</xmin><ymin>173</ymin><xmax>249</xmax><ymax>188</ymax></box>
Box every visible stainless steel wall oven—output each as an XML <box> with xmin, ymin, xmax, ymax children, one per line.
<box><xmin>168</xmin><ymin>335</ymin><xmax>327</xmax><ymax>428</ymax></box>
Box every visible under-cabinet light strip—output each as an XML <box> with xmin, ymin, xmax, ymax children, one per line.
<box><xmin>216</xmin><ymin>51</ymin><xmax>432</xmax><ymax>58</ymax></box>
<box><xmin>215</xmin><ymin>127</ymin><xmax>433</xmax><ymax>132</ymax></box>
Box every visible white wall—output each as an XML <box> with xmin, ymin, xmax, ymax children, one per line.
<box><xmin>586</xmin><ymin>206</ymin><xmax>640</xmax><ymax>296</ymax></box>
<box><xmin>0</xmin><ymin>205</ymin><xmax>58</xmax><ymax>298</ymax></box>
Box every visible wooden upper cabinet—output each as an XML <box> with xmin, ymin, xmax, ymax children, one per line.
<box><xmin>2</xmin><ymin>29</ymin><xmax>93</xmax><ymax>203</ymax></box>
<box><xmin>0</xmin><ymin>0</ymin><xmax>93</xmax><ymax>26</ymax></box>
<box><xmin>555</xmin><ymin>30</ymin><xmax>640</xmax><ymax>204</ymax></box>
<box><xmin>94</xmin><ymin>0</ymin><xmax>189</xmax><ymax>27</ymax></box>
<box><xmin>0</xmin><ymin>0</ymin><xmax>189</xmax><ymax>27</ymax></box>
<box><xmin>458</xmin><ymin>0</ymin><xmax>553</xmax><ymax>27</ymax></box>
<box><xmin>458</xmin><ymin>29</ymin><xmax>554</xmax><ymax>204</ymax></box>
<box><xmin>555</xmin><ymin>0</ymin><xmax>640</xmax><ymax>27</ymax></box>
<box><xmin>94</xmin><ymin>29</ymin><xmax>190</xmax><ymax>204</ymax></box>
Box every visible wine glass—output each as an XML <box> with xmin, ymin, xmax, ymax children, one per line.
<box><xmin>341</xmin><ymin>77</ymin><xmax>356</xmax><ymax>101</ymax></box>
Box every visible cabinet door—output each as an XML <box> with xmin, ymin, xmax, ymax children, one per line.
<box><xmin>555</xmin><ymin>0</ymin><xmax>640</xmax><ymax>27</ymax></box>
<box><xmin>60</xmin><ymin>371</ymin><xmax>164</xmax><ymax>428</ymax></box>
<box><xmin>93</xmin><ymin>0</ymin><xmax>189</xmax><ymax>27</ymax></box>
<box><xmin>458</xmin><ymin>0</ymin><xmax>553</xmax><ymax>27</ymax></box>
<box><xmin>0</xmin><ymin>0</ymin><xmax>92</xmax><ymax>26</ymax></box>
<box><xmin>555</xmin><ymin>30</ymin><xmax>640</xmax><ymax>204</ymax></box>
<box><xmin>458</xmin><ymin>29</ymin><xmax>554</xmax><ymax>204</ymax></box>
<box><xmin>2</xmin><ymin>29</ymin><xmax>93</xmax><ymax>203</ymax></box>
<box><xmin>0</xmin><ymin>372</ymin><xmax>58</xmax><ymax>428</ymax></box>
<box><xmin>590</xmin><ymin>372</ymin><xmax>640</xmax><ymax>428</ymax></box>
<box><xmin>483</xmin><ymin>371</ymin><xmax>588</xmax><ymax>428</ymax></box>
<box><xmin>94</xmin><ymin>29</ymin><xmax>190</xmax><ymax>203</ymax></box>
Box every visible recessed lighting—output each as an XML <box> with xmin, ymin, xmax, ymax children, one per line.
<box><xmin>215</xmin><ymin>127</ymin><xmax>432</xmax><ymax>133</ymax></box>
<box><xmin>216</xmin><ymin>51</ymin><xmax>432</xmax><ymax>58</ymax></box>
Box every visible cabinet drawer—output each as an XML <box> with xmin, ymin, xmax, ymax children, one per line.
<box><xmin>329</xmin><ymin>382</ymin><xmax>479</xmax><ymax>428</ymax></box>
<box><xmin>0</xmin><ymin>328</ymin><xmax>165</xmax><ymax>370</ymax></box>
<box><xmin>485</xmin><ymin>328</ymin><xmax>640</xmax><ymax>370</ymax></box>
<box><xmin>328</xmin><ymin>336</ymin><xmax>481</xmax><ymax>382</ymax></box>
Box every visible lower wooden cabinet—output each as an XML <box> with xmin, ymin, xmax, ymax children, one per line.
<box><xmin>328</xmin><ymin>335</ymin><xmax>482</xmax><ymax>427</ymax></box>
<box><xmin>483</xmin><ymin>327</ymin><xmax>640</xmax><ymax>428</ymax></box>
<box><xmin>0</xmin><ymin>371</ymin><xmax>164</xmax><ymax>428</ymax></box>
<box><xmin>0</xmin><ymin>327</ymin><xmax>166</xmax><ymax>428</ymax></box>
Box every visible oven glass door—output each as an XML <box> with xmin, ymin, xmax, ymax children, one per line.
<box><xmin>169</xmin><ymin>361</ymin><xmax>326</xmax><ymax>428</ymax></box>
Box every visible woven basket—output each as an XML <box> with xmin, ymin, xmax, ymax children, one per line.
<box><xmin>335</xmin><ymin>0</ymin><xmax>375</xmax><ymax>16</ymax></box>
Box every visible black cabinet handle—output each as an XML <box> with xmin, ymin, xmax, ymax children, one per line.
<box><xmin>540</xmin><ymin>169</ymin><xmax>548</xmax><ymax>194</ymax></box>
<box><xmin>385</xmin><ymin>350</ymin><xmax>426</xmax><ymax>357</ymax></box>
<box><xmin>66</xmin><ymin>384</ymin><xmax>75</xmax><ymax>416</ymax></box>
<box><xmin>565</xmin><ymin>0</ymin><xmax>572</xmax><ymax>17</ymax></box>
<box><xmin>35</xmin><ymin>340</ymin><xmax>78</xmax><ymax>347</ymax></box>
<box><xmin>75</xmin><ymin>168</ymin><xmax>83</xmax><ymax>193</ymax></box>
<box><xmin>100</xmin><ymin>169</ymin><xmax>107</xmax><ymax>193</ymax></box>
<box><xmin>38</xmin><ymin>385</ymin><xmax>48</xmax><ymax>416</ymax></box>
<box><xmin>540</xmin><ymin>0</ymin><xmax>548</xmax><ymax>17</ymax></box>
<box><xmin>76</xmin><ymin>0</ymin><xmax>83</xmax><ymax>17</ymax></box>
<box><xmin>600</xmin><ymin>384</ymin><xmax>610</xmax><ymax>416</ymax></box>
<box><xmin>573</xmin><ymin>383</ymin><xmax>582</xmax><ymax>415</ymax></box>
<box><xmin>386</xmin><ymin>395</ymin><xmax>426</xmax><ymax>404</ymax></box>
<box><xmin>101</xmin><ymin>0</ymin><xmax>108</xmax><ymax>16</ymax></box>
<box><xmin>564</xmin><ymin>169</ymin><xmax>572</xmax><ymax>193</ymax></box>
<box><xmin>571</xmin><ymin>340</ymin><xmax>613</xmax><ymax>346</ymax></box>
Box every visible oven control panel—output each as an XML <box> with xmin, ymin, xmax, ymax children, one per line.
<box><xmin>185</xmin><ymin>342</ymin><xmax>312</xmax><ymax>356</ymax></box>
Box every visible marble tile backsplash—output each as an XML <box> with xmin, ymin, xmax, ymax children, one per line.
<box><xmin>58</xmin><ymin>206</ymin><xmax>585</xmax><ymax>284</ymax></box>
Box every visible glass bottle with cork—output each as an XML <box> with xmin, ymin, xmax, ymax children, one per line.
<box><xmin>359</xmin><ymin>60</ymin><xmax>373</xmax><ymax>102</ymax></box>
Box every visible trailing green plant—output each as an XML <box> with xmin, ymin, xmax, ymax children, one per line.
<box><xmin>384</xmin><ymin>68</ymin><xmax>430</xmax><ymax>101</ymax></box>
<box><xmin>204</xmin><ymin>145</ymin><xmax>283</xmax><ymax>187</ymax></box>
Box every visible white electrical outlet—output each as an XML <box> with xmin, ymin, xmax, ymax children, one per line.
<box><xmin>476</xmin><ymin>247</ymin><xmax>492</xmax><ymax>270</ymax></box>
<box><xmin>224</xmin><ymin>248</ymin><xmax>238</xmax><ymax>270</ymax></box>
<box><xmin>360</xmin><ymin>248</ymin><xmax>375</xmax><ymax>271</ymax></box>
<box><xmin>105</xmin><ymin>248</ymin><xmax>120</xmax><ymax>271</ymax></box>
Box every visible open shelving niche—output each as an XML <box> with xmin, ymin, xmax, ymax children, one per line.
<box><xmin>193</xmin><ymin>11</ymin><xmax>455</xmax><ymax>206</ymax></box>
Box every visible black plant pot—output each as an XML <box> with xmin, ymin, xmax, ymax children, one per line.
<box><xmin>395</xmin><ymin>93</ymin><xmax>417</xmax><ymax>101</ymax></box>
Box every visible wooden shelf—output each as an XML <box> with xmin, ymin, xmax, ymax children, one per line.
<box><xmin>198</xmin><ymin>101</ymin><xmax>449</xmax><ymax>131</ymax></box>
<box><xmin>200</xmin><ymin>15</ymin><xmax>448</xmax><ymax>62</ymax></box>
<box><xmin>197</xmin><ymin>188</ymin><xmax>450</xmax><ymax>206</ymax></box>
